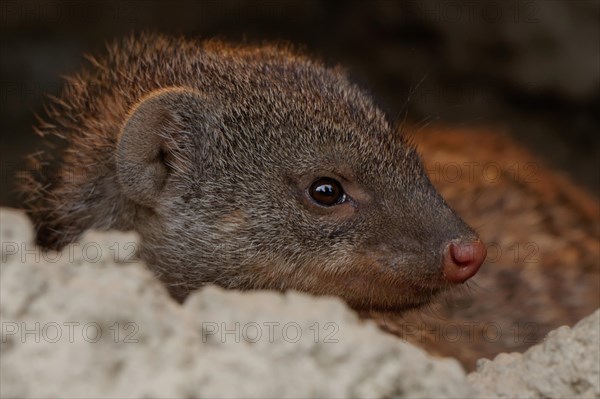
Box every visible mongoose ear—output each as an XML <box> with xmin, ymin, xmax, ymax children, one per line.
<box><xmin>117</xmin><ymin>87</ymin><xmax>200</xmax><ymax>207</ymax></box>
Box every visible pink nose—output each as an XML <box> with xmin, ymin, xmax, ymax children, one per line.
<box><xmin>442</xmin><ymin>240</ymin><xmax>486</xmax><ymax>283</ymax></box>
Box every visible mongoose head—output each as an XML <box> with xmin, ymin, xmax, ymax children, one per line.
<box><xmin>25</xmin><ymin>37</ymin><xmax>486</xmax><ymax>310</ymax></box>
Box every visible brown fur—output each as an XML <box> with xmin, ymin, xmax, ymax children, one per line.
<box><xmin>366</xmin><ymin>127</ymin><xmax>600</xmax><ymax>369</ymax></box>
<box><xmin>22</xmin><ymin>34</ymin><xmax>479</xmax><ymax>309</ymax></box>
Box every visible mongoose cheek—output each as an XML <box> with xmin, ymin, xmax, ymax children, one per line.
<box><xmin>266</xmin><ymin>253</ymin><xmax>445</xmax><ymax>311</ymax></box>
<box><xmin>331</xmin><ymin>266</ymin><xmax>444</xmax><ymax>311</ymax></box>
<box><xmin>216</xmin><ymin>209</ymin><xmax>248</xmax><ymax>234</ymax></box>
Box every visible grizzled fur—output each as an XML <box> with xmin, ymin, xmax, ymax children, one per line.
<box><xmin>22</xmin><ymin>34</ymin><xmax>477</xmax><ymax>309</ymax></box>
<box><xmin>371</xmin><ymin>128</ymin><xmax>600</xmax><ymax>369</ymax></box>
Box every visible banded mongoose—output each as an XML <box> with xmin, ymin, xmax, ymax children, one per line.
<box><xmin>22</xmin><ymin>34</ymin><xmax>486</xmax><ymax>309</ymax></box>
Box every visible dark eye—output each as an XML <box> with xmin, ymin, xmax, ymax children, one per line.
<box><xmin>309</xmin><ymin>178</ymin><xmax>347</xmax><ymax>206</ymax></box>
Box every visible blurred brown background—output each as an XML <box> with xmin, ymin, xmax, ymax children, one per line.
<box><xmin>1</xmin><ymin>0</ymin><xmax>599</xmax><ymax>206</ymax></box>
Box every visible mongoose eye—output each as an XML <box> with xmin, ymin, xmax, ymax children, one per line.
<box><xmin>309</xmin><ymin>178</ymin><xmax>347</xmax><ymax>206</ymax></box>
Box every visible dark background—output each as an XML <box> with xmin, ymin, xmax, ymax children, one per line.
<box><xmin>1</xmin><ymin>0</ymin><xmax>599</xmax><ymax>207</ymax></box>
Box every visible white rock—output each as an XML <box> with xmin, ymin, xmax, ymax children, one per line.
<box><xmin>2</xmin><ymin>206</ymin><xmax>598</xmax><ymax>398</ymax></box>
<box><xmin>0</xmin><ymin>207</ymin><xmax>471</xmax><ymax>398</ymax></box>
<box><xmin>468</xmin><ymin>309</ymin><xmax>600</xmax><ymax>398</ymax></box>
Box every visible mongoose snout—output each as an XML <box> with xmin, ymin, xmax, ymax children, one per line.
<box><xmin>22</xmin><ymin>34</ymin><xmax>485</xmax><ymax>311</ymax></box>
<box><xmin>442</xmin><ymin>240</ymin><xmax>487</xmax><ymax>283</ymax></box>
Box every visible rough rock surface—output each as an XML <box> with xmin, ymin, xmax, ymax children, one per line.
<box><xmin>1</xmin><ymin>206</ymin><xmax>599</xmax><ymax>398</ymax></box>
<box><xmin>0</xmin><ymin>208</ymin><xmax>471</xmax><ymax>398</ymax></box>
<box><xmin>468</xmin><ymin>309</ymin><xmax>600</xmax><ymax>398</ymax></box>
